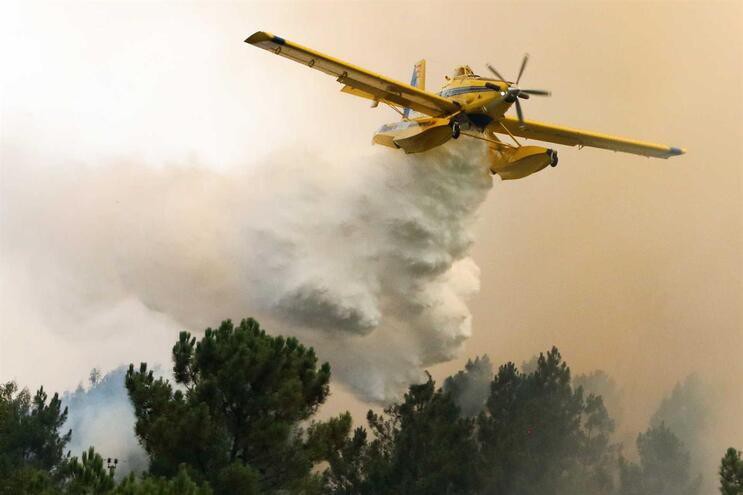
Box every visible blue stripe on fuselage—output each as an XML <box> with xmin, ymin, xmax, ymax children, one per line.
<box><xmin>438</xmin><ymin>86</ymin><xmax>497</xmax><ymax>97</ymax></box>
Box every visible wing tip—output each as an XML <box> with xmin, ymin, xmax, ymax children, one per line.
<box><xmin>245</xmin><ymin>31</ymin><xmax>277</xmax><ymax>45</ymax></box>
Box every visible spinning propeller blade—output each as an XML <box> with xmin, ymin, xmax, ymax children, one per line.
<box><xmin>520</xmin><ymin>89</ymin><xmax>551</xmax><ymax>96</ymax></box>
<box><xmin>486</xmin><ymin>63</ymin><xmax>508</xmax><ymax>82</ymax></box>
<box><xmin>484</xmin><ymin>54</ymin><xmax>550</xmax><ymax>126</ymax></box>
<box><xmin>516</xmin><ymin>54</ymin><xmax>529</xmax><ymax>85</ymax></box>
<box><xmin>514</xmin><ymin>99</ymin><xmax>524</xmax><ymax>125</ymax></box>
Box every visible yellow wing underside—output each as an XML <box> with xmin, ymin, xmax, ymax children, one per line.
<box><xmin>245</xmin><ymin>31</ymin><xmax>458</xmax><ymax>117</ymax></box>
<box><xmin>494</xmin><ymin>117</ymin><xmax>685</xmax><ymax>159</ymax></box>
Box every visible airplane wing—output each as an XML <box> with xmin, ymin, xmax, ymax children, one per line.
<box><xmin>494</xmin><ymin>116</ymin><xmax>685</xmax><ymax>159</ymax></box>
<box><xmin>245</xmin><ymin>31</ymin><xmax>459</xmax><ymax>118</ymax></box>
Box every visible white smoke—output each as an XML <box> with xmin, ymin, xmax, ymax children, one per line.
<box><xmin>62</xmin><ymin>367</ymin><xmax>149</xmax><ymax>477</ymax></box>
<box><xmin>0</xmin><ymin>141</ymin><xmax>492</xmax><ymax>403</ymax></box>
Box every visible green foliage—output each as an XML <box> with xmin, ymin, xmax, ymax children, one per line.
<box><xmin>214</xmin><ymin>463</ymin><xmax>260</xmax><ymax>495</ymax></box>
<box><xmin>574</xmin><ymin>369</ymin><xmax>622</xmax><ymax>424</ymax></box>
<box><xmin>0</xmin><ymin>381</ymin><xmax>71</xmax><ymax>495</ymax></box>
<box><xmin>477</xmin><ymin>347</ymin><xmax>616</xmax><ymax>495</ymax></box>
<box><xmin>323</xmin><ymin>373</ymin><xmax>479</xmax><ymax>495</ymax></box>
<box><xmin>305</xmin><ymin>412</ymin><xmax>354</xmax><ymax>463</ymax></box>
<box><xmin>62</xmin><ymin>446</ymin><xmax>115</xmax><ymax>494</ymax></box>
<box><xmin>320</xmin><ymin>426</ymin><xmax>368</xmax><ymax>495</ymax></box>
<box><xmin>113</xmin><ymin>467</ymin><xmax>213</xmax><ymax>495</ymax></box>
<box><xmin>618</xmin><ymin>423</ymin><xmax>701</xmax><ymax>495</ymax></box>
<box><xmin>719</xmin><ymin>448</ymin><xmax>743</xmax><ymax>495</ymax></box>
<box><xmin>4</xmin><ymin>322</ymin><xmax>727</xmax><ymax>495</ymax></box>
<box><xmin>322</xmin><ymin>347</ymin><xmax>623</xmax><ymax>495</ymax></box>
<box><xmin>126</xmin><ymin>318</ymin><xmax>339</xmax><ymax>494</ymax></box>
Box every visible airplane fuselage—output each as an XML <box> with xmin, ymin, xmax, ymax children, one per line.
<box><xmin>372</xmin><ymin>74</ymin><xmax>559</xmax><ymax>179</ymax></box>
<box><xmin>437</xmin><ymin>77</ymin><xmax>512</xmax><ymax>129</ymax></box>
<box><xmin>376</xmin><ymin>76</ymin><xmax>512</xmax><ymax>137</ymax></box>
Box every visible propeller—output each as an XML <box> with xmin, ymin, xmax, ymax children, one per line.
<box><xmin>485</xmin><ymin>54</ymin><xmax>551</xmax><ymax>127</ymax></box>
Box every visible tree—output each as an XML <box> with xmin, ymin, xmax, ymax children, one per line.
<box><xmin>477</xmin><ymin>347</ymin><xmax>616</xmax><ymax>495</ymax></box>
<box><xmin>368</xmin><ymin>373</ymin><xmax>480</xmax><ymax>494</ymax></box>
<box><xmin>89</xmin><ymin>369</ymin><xmax>102</xmax><ymax>388</ymax></box>
<box><xmin>125</xmin><ymin>318</ymin><xmax>342</xmax><ymax>494</ymax></box>
<box><xmin>318</xmin><ymin>424</ymin><xmax>368</xmax><ymax>495</ymax></box>
<box><xmin>113</xmin><ymin>467</ymin><xmax>213</xmax><ymax>495</ymax></box>
<box><xmin>618</xmin><ymin>423</ymin><xmax>701</xmax><ymax>495</ymax></box>
<box><xmin>62</xmin><ymin>446</ymin><xmax>115</xmax><ymax>494</ymax></box>
<box><xmin>323</xmin><ymin>373</ymin><xmax>480</xmax><ymax>495</ymax></box>
<box><xmin>573</xmin><ymin>369</ymin><xmax>622</xmax><ymax>425</ymax></box>
<box><xmin>443</xmin><ymin>355</ymin><xmax>492</xmax><ymax>417</ymax></box>
<box><xmin>0</xmin><ymin>381</ymin><xmax>72</xmax><ymax>494</ymax></box>
<box><xmin>719</xmin><ymin>448</ymin><xmax>743</xmax><ymax>495</ymax></box>
<box><xmin>650</xmin><ymin>374</ymin><xmax>707</xmax><ymax>474</ymax></box>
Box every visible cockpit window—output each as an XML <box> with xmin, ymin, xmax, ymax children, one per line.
<box><xmin>451</xmin><ymin>65</ymin><xmax>479</xmax><ymax>78</ymax></box>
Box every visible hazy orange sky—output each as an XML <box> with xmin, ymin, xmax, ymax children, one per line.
<box><xmin>2</xmin><ymin>0</ymin><xmax>741</xmax><ymax>479</ymax></box>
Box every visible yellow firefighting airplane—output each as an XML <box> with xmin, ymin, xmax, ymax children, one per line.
<box><xmin>246</xmin><ymin>31</ymin><xmax>685</xmax><ymax>180</ymax></box>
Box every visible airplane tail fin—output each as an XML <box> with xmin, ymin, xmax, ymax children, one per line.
<box><xmin>403</xmin><ymin>60</ymin><xmax>426</xmax><ymax>119</ymax></box>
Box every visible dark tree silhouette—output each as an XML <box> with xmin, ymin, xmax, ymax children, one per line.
<box><xmin>323</xmin><ymin>373</ymin><xmax>479</xmax><ymax>495</ymax></box>
<box><xmin>126</xmin><ymin>318</ymin><xmax>345</xmax><ymax>494</ymax></box>
<box><xmin>719</xmin><ymin>448</ymin><xmax>743</xmax><ymax>495</ymax></box>
<box><xmin>618</xmin><ymin>423</ymin><xmax>701</xmax><ymax>495</ymax></box>
<box><xmin>477</xmin><ymin>347</ymin><xmax>616</xmax><ymax>495</ymax></box>
<box><xmin>0</xmin><ymin>381</ymin><xmax>71</xmax><ymax>494</ymax></box>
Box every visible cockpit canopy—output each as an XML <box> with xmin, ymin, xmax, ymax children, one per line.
<box><xmin>451</xmin><ymin>65</ymin><xmax>479</xmax><ymax>79</ymax></box>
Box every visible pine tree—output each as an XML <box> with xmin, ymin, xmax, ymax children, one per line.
<box><xmin>477</xmin><ymin>347</ymin><xmax>616</xmax><ymax>495</ymax></box>
<box><xmin>0</xmin><ymin>381</ymin><xmax>71</xmax><ymax>494</ymax></box>
<box><xmin>368</xmin><ymin>374</ymin><xmax>480</xmax><ymax>494</ymax></box>
<box><xmin>719</xmin><ymin>448</ymin><xmax>743</xmax><ymax>495</ymax></box>
<box><xmin>618</xmin><ymin>423</ymin><xmax>701</xmax><ymax>495</ymax></box>
<box><xmin>126</xmin><ymin>317</ymin><xmax>345</xmax><ymax>494</ymax></box>
<box><xmin>443</xmin><ymin>355</ymin><xmax>492</xmax><ymax>417</ymax></box>
<box><xmin>62</xmin><ymin>446</ymin><xmax>116</xmax><ymax>493</ymax></box>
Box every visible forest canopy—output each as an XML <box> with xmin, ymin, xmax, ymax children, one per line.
<box><xmin>1</xmin><ymin>317</ymin><xmax>738</xmax><ymax>495</ymax></box>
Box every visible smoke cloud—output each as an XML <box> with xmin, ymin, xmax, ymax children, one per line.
<box><xmin>0</xmin><ymin>142</ymin><xmax>491</xmax><ymax>403</ymax></box>
<box><xmin>62</xmin><ymin>367</ymin><xmax>149</xmax><ymax>477</ymax></box>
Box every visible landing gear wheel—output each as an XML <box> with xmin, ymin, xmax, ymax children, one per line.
<box><xmin>548</xmin><ymin>149</ymin><xmax>558</xmax><ymax>167</ymax></box>
<box><xmin>451</xmin><ymin>122</ymin><xmax>461</xmax><ymax>139</ymax></box>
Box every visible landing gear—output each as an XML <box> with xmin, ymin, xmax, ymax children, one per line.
<box><xmin>548</xmin><ymin>149</ymin><xmax>558</xmax><ymax>167</ymax></box>
<box><xmin>451</xmin><ymin>121</ymin><xmax>461</xmax><ymax>139</ymax></box>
